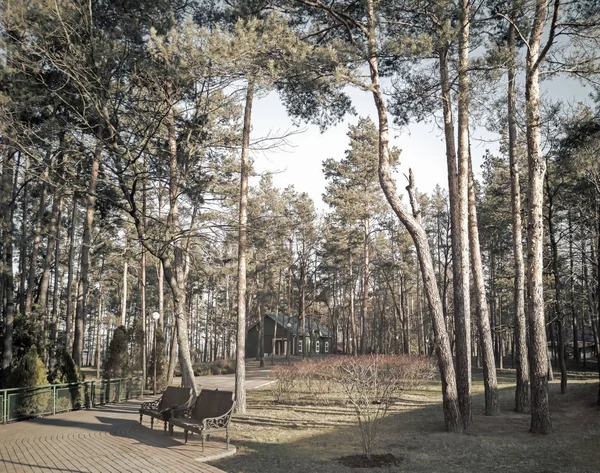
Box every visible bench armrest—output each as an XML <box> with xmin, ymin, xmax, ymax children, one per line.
<box><xmin>141</xmin><ymin>399</ymin><xmax>161</xmax><ymax>410</ymax></box>
<box><xmin>201</xmin><ymin>403</ymin><xmax>235</xmax><ymax>430</ymax></box>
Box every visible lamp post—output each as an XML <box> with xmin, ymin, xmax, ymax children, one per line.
<box><xmin>151</xmin><ymin>311</ymin><xmax>160</xmax><ymax>395</ymax></box>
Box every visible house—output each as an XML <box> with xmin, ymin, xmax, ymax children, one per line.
<box><xmin>245</xmin><ymin>314</ymin><xmax>331</xmax><ymax>358</ymax></box>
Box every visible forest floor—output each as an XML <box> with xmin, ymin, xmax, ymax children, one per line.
<box><xmin>211</xmin><ymin>363</ymin><xmax>600</xmax><ymax>473</ymax></box>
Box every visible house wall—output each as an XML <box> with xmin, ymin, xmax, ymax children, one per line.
<box><xmin>245</xmin><ymin>316</ymin><xmax>331</xmax><ymax>357</ymax></box>
<box><xmin>246</xmin><ymin>317</ymin><xmax>292</xmax><ymax>358</ymax></box>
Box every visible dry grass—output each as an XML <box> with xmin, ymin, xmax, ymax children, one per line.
<box><xmin>211</xmin><ymin>364</ymin><xmax>600</xmax><ymax>473</ymax></box>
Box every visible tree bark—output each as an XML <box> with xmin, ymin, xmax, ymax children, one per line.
<box><xmin>468</xmin><ymin>153</ymin><xmax>499</xmax><ymax>415</ymax></box>
<box><xmin>507</xmin><ymin>11</ymin><xmax>531</xmax><ymax>413</ymax></box>
<box><xmin>235</xmin><ymin>80</ymin><xmax>254</xmax><ymax>414</ymax></box>
<box><xmin>360</xmin><ymin>218</ymin><xmax>370</xmax><ymax>354</ymax></box>
<box><xmin>366</xmin><ymin>0</ymin><xmax>462</xmax><ymax>432</ymax></box>
<box><xmin>65</xmin><ymin>194</ymin><xmax>78</xmax><ymax>351</ymax></box>
<box><xmin>73</xmin><ymin>136</ymin><xmax>102</xmax><ymax>367</ymax></box>
<box><xmin>1</xmin><ymin>141</ymin><xmax>16</xmax><ymax>387</ymax></box>
<box><xmin>525</xmin><ymin>0</ymin><xmax>556</xmax><ymax>434</ymax></box>
<box><xmin>25</xmin><ymin>163</ymin><xmax>48</xmax><ymax>315</ymax></box>
<box><xmin>349</xmin><ymin>251</ymin><xmax>357</xmax><ymax>355</ymax></box>
<box><xmin>547</xmin><ymin>180</ymin><xmax>567</xmax><ymax>394</ymax></box>
<box><xmin>163</xmin><ymin>89</ymin><xmax>197</xmax><ymax>396</ymax></box>
<box><xmin>455</xmin><ymin>0</ymin><xmax>473</xmax><ymax>428</ymax></box>
<box><xmin>121</xmin><ymin>247</ymin><xmax>128</xmax><ymax>326</ymax></box>
<box><xmin>37</xmin><ymin>189</ymin><xmax>62</xmax><ymax>313</ymax></box>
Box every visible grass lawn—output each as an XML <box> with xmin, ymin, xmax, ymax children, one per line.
<box><xmin>211</xmin><ymin>364</ymin><xmax>600</xmax><ymax>473</ymax></box>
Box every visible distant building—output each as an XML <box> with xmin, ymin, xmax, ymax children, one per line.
<box><xmin>245</xmin><ymin>314</ymin><xmax>331</xmax><ymax>358</ymax></box>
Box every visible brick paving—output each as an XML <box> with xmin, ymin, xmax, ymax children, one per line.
<box><xmin>0</xmin><ymin>397</ymin><xmax>232</xmax><ymax>473</ymax></box>
<box><xmin>0</xmin><ymin>359</ymin><xmax>278</xmax><ymax>473</ymax></box>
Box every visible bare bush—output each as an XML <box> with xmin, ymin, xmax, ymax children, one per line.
<box><xmin>270</xmin><ymin>362</ymin><xmax>300</xmax><ymax>403</ymax></box>
<box><xmin>332</xmin><ymin>356</ymin><xmax>402</xmax><ymax>459</ymax></box>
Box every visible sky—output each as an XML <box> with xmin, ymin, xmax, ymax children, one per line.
<box><xmin>249</xmin><ymin>79</ymin><xmax>593</xmax><ymax>212</ymax></box>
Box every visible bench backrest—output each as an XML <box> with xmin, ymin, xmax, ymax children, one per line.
<box><xmin>191</xmin><ymin>389</ymin><xmax>234</xmax><ymax>421</ymax></box>
<box><xmin>158</xmin><ymin>386</ymin><xmax>193</xmax><ymax>411</ymax></box>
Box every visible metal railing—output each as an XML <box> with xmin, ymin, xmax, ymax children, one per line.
<box><xmin>1</xmin><ymin>377</ymin><xmax>143</xmax><ymax>424</ymax></box>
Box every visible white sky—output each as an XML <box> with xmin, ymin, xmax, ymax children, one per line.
<box><xmin>250</xmin><ymin>79</ymin><xmax>592</xmax><ymax>211</ymax></box>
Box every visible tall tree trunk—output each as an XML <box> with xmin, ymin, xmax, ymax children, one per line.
<box><xmin>468</xmin><ymin>153</ymin><xmax>499</xmax><ymax>415</ymax></box>
<box><xmin>18</xmin><ymin>155</ymin><xmax>28</xmax><ymax>317</ymax></box>
<box><xmin>568</xmin><ymin>212</ymin><xmax>579</xmax><ymax>364</ymax></box>
<box><xmin>121</xmin><ymin>246</ymin><xmax>128</xmax><ymax>326</ymax></box>
<box><xmin>65</xmin><ymin>194</ymin><xmax>77</xmax><ymax>351</ymax></box>
<box><xmin>141</xmin><ymin>178</ymin><xmax>147</xmax><ymax>388</ymax></box>
<box><xmin>366</xmin><ymin>0</ymin><xmax>462</xmax><ymax>432</ymax></box>
<box><xmin>455</xmin><ymin>0</ymin><xmax>473</xmax><ymax>428</ymax></box>
<box><xmin>595</xmin><ymin>200</ymin><xmax>600</xmax><ymax>404</ymax></box>
<box><xmin>73</xmin><ymin>136</ymin><xmax>102</xmax><ymax>367</ymax></box>
<box><xmin>49</xmin><ymin>202</ymin><xmax>62</xmax><ymax>367</ymax></box>
<box><xmin>158</xmin><ymin>260</ymin><xmax>164</xmax><ymax>330</ymax></box>
<box><xmin>525</xmin><ymin>0</ymin><xmax>557</xmax><ymax>434</ymax></box>
<box><xmin>360</xmin><ymin>218</ymin><xmax>370</xmax><ymax>354</ymax></box>
<box><xmin>1</xmin><ymin>142</ymin><xmax>16</xmax><ymax>386</ymax></box>
<box><xmin>508</xmin><ymin>10</ymin><xmax>530</xmax><ymax>413</ymax></box>
<box><xmin>235</xmin><ymin>81</ymin><xmax>254</xmax><ymax>414</ymax></box>
<box><xmin>37</xmin><ymin>190</ymin><xmax>62</xmax><ymax>313</ymax></box>
<box><xmin>25</xmin><ymin>163</ymin><xmax>48</xmax><ymax>315</ymax></box>
<box><xmin>547</xmin><ymin>183</ymin><xmax>567</xmax><ymax>394</ymax></box>
<box><xmin>96</xmin><ymin>257</ymin><xmax>105</xmax><ymax>379</ymax></box>
<box><xmin>349</xmin><ymin>251</ymin><xmax>357</xmax><ymax>355</ymax></box>
<box><xmin>162</xmin><ymin>88</ymin><xmax>197</xmax><ymax>396</ymax></box>
<box><xmin>141</xmin><ymin>247</ymin><xmax>147</xmax><ymax>388</ymax></box>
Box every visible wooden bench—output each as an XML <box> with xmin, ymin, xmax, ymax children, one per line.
<box><xmin>168</xmin><ymin>389</ymin><xmax>235</xmax><ymax>451</ymax></box>
<box><xmin>139</xmin><ymin>386</ymin><xmax>193</xmax><ymax>432</ymax></box>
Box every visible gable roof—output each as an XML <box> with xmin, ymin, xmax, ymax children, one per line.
<box><xmin>247</xmin><ymin>314</ymin><xmax>330</xmax><ymax>338</ymax></box>
<box><xmin>267</xmin><ymin>314</ymin><xmax>330</xmax><ymax>337</ymax></box>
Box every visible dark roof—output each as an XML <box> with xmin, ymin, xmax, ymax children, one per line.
<box><xmin>266</xmin><ymin>314</ymin><xmax>330</xmax><ymax>338</ymax></box>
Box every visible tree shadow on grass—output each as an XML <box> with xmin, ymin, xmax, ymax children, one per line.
<box><xmin>213</xmin><ymin>374</ymin><xmax>600</xmax><ymax>473</ymax></box>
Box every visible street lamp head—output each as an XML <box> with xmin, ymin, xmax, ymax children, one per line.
<box><xmin>152</xmin><ymin>312</ymin><xmax>160</xmax><ymax>322</ymax></box>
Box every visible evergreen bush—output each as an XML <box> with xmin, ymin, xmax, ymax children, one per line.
<box><xmin>10</xmin><ymin>346</ymin><xmax>51</xmax><ymax>416</ymax></box>
<box><xmin>102</xmin><ymin>326</ymin><xmax>129</xmax><ymax>379</ymax></box>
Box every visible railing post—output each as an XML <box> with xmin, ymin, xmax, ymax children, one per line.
<box><xmin>52</xmin><ymin>385</ymin><xmax>56</xmax><ymax>415</ymax></box>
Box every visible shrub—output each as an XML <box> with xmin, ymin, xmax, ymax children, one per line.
<box><xmin>102</xmin><ymin>326</ymin><xmax>129</xmax><ymax>379</ymax></box>
<box><xmin>270</xmin><ymin>362</ymin><xmax>301</xmax><ymax>403</ymax></box>
<box><xmin>10</xmin><ymin>346</ymin><xmax>51</xmax><ymax>416</ymax></box>
<box><xmin>48</xmin><ymin>349</ymin><xmax>84</xmax><ymax>409</ymax></box>
<box><xmin>49</xmin><ymin>349</ymin><xmax>84</xmax><ymax>384</ymax></box>
<box><xmin>333</xmin><ymin>356</ymin><xmax>402</xmax><ymax>459</ymax></box>
<box><xmin>174</xmin><ymin>359</ymin><xmax>237</xmax><ymax>378</ymax></box>
<box><xmin>268</xmin><ymin>355</ymin><xmax>437</xmax><ymax>458</ymax></box>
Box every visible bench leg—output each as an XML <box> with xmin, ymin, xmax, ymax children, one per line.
<box><xmin>139</xmin><ymin>414</ymin><xmax>143</xmax><ymax>424</ymax></box>
<box><xmin>184</xmin><ymin>430</ymin><xmax>189</xmax><ymax>444</ymax></box>
<box><xmin>163</xmin><ymin>421</ymin><xmax>167</xmax><ymax>433</ymax></box>
<box><xmin>201</xmin><ymin>434</ymin><xmax>205</xmax><ymax>452</ymax></box>
<box><xmin>226</xmin><ymin>428</ymin><xmax>229</xmax><ymax>450</ymax></box>
<box><xmin>150</xmin><ymin>418</ymin><xmax>154</xmax><ymax>429</ymax></box>
<box><xmin>169</xmin><ymin>424</ymin><xmax>174</xmax><ymax>436</ymax></box>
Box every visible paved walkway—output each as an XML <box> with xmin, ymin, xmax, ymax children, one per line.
<box><xmin>0</xmin><ymin>360</ymin><xmax>276</xmax><ymax>473</ymax></box>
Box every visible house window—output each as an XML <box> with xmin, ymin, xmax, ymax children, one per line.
<box><xmin>315</xmin><ymin>341</ymin><xmax>320</xmax><ymax>353</ymax></box>
<box><xmin>298</xmin><ymin>339</ymin><xmax>303</xmax><ymax>353</ymax></box>
<box><xmin>324</xmin><ymin>341</ymin><xmax>329</xmax><ymax>353</ymax></box>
